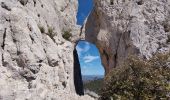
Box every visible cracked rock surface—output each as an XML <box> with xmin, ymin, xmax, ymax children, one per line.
<box><xmin>85</xmin><ymin>0</ymin><xmax>170</xmax><ymax>74</ymax></box>
<box><xmin>0</xmin><ymin>0</ymin><xmax>93</xmax><ymax>99</ymax></box>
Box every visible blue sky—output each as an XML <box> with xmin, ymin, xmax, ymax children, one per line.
<box><xmin>76</xmin><ymin>41</ymin><xmax>104</xmax><ymax>75</ymax></box>
<box><xmin>76</xmin><ymin>0</ymin><xmax>94</xmax><ymax>25</ymax></box>
<box><xmin>76</xmin><ymin>0</ymin><xmax>104</xmax><ymax>76</ymax></box>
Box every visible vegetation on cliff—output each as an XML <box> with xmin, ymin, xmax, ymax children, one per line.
<box><xmin>100</xmin><ymin>53</ymin><xmax>170</xmax><ymax>100</ymax></box>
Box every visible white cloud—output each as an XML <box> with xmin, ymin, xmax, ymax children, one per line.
<box><xmin>76</xmin><ymin>41</ymin><xmax>90</xmax><ymax>56</ymax></box>
<box><xmin>84</xmin><ymin>42</ymin><xmax>90</xmax><ymax>52</ymax></box>
<box><xmin>76</xmin><ymin>45</ymin><xmax>83</xmax><ymax>56</ymax></box>
<box><xmin>83</xmin><ymin>55</ymin><xmax>99</xmax><ymax>63</ymax></box>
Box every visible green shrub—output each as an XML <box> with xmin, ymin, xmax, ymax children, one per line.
<box><xmin>38</xmin><ymin>25</ymin><xmax>45</xmax><ymax>33</ymax></box>
<box><xmin>62</xmin><ymin>29</ymin><xmax>72</xmax><ymax>41</ymax></box>
<box><xmin>48</xmin><ymin>27</ymin><xmax>54</xmax><ymax>38</ymax></box>
<box><xmin>100</xmin><ymin>53</ymin><xmax>170</xmax><ymax>100</ymax></box>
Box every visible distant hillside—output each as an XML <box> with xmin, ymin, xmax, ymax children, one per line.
<box><xmin>83</xmin><ymin>76</ymin><xmax>104</xmax><ymax>94</ymax></box>
<box><xmin>82</xmin><ymin>75</ymin><xmax>104</xmax><ymax>83</ymax></box>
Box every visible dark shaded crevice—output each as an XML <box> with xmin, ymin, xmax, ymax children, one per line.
<box><xmin>2</xmin><ymin>53</ymin><xmax>8</xmax><ymax>67</ymax></box>
<box><xmin>73</xmin><ymin>49</ymin><xmax>84</xmax><ymax>95</ymax></box>
<box><xmin>1</xmin><ymin>28</ymin><xmax>7</xmax><ymax>50</ymax></box>
<box><xmin>110</xmin><ymin>0</ymin><xmax>114</xmax><ymax>5</ymax></box>
<box><xmin>62</xmin><ymin>81</ymin><xmax>67</xmax><ymax>88</ymax></box>
<box><xmin>25</xmin><ymin>76</ymin><xmax>35</xmax><ymax>82</ymax></box>
<box><xmin>103</xmin><ymin>50</ymin><xmax>109</xmax><ymax>66</ymax></box>
<box><xmin>33</xmin><ymin>0</ymin><xmax>36</xmax><ymax>7</ymax></box>
<box><xmin>137</xmin><ymin>0</ymin><xmax>144</xmax><ymax>5</ymax></box>
<box><xmin>113</xmin><ymin>53</ymin><xmax>118</xmax><ymax>68</ymax></box>
<box><xmin>19</xmin><ymin>0</ymin><xmax>28</xmax><ymax>6</ymax></box>
<box><xmin>1</xmin><ymin>2</ymin><xmax>11</xmax><ymax>11</ymax></box>
<box><xmin>114</xmin><ymin>32</ymin><xmax>124</xmax><ymax>68</ymax></box>
<box><xmin>29</xmin><ymin>34</ymin><xmax>35</xmax><ymax>44</ymax></box>
<box><xmin>79</xmin><ymin>25</ymin><xmax>84</xmax><ymax>36</ymax></box>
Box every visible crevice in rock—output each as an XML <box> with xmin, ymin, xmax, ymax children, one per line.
<box><xmin>23</xmin><ymin>75</ymin><xmax>36</xmax><ymax>82</ymax></box>
<box><xmin>73</xmin><ymin>48</ymin><xmax>84</xmax><ymax>95</ymax></box>
<box><xmin>16</xmin><ymin>57</ymin><xmax>26</xmax><ymax>68</ymax></box>
<box><xmin>103</xmin><ymin>50</ymin><xmax>109</xmax><ymax>66</ymax></box>
<box><xmin>1</xmin><ymin>28</ymin><xmax>7</xmax><ymax>50</ymax></box>
<box><xmin>47</xmin><ymin>59</ymin><xmax>59</xmax><ymax>67</ymax></box>
<box><xmin>163</xmin><ymin>21</ymin><xmax>170</xmax><ymax>33</ymax></box>
<box><xmin>110</xmin><ymin>0</ymin><xmax>114</xmax><ymax>5</ymax></box>
<box><xmin>33</xmin><ymin>0</ymin><xmax>36</xmax><ymax>7</ymax></box>
<box><xmin>2</xmin><ymin>53</ymin><xmax>8</xmax><ymax>67</ymax></box>
<box><xmin>41</xmin><ymin>4</ymin><xmax>43</xmax><ymax>8</ymax></box>
<box><xmin>137</xmin><ymin>0</ymin><xmax>143</xmax><ymax>5</ymax></box>
<box><xmin>1</xmin><ymin>2</ymin><xmax>11</xmax><ymax>11</ymax></box>
<box><xmin>19</xmin><ymin>0</ymin><xmax>28</xmax><ymax>6</ymax></box>
<box><xmin>113</xmin><ymin>53</ymin><xmax>118</xmax><ymax>68</ymax></box>
<box><xmin>114</xmin><ymin>31</ymin><xmax>124</xmax><ymax>68</ymax></box>
<box><xmin>43</xmin><ymin>48</ymin><xmax>46</xmax><ymax>53</ymax></box>
<box><xmin>37</xmin><ymin>14</ymin><xmax>40</xmax><ymax>17</ymax></box>
<box><xmin>62</xmin><ymin>81</ymin><xmax>67</xmax><ymax>88</ymax></box>
<box><xmin>29</xmin><ymin>34</ymin><xmax>35</xmax><ymax>44</ymax></box>
<box><xmin>80</xmin><ymin>25</ymin><xmax>84</xmax><ymax>36</ymax></box>
<box><xmin>19</xmin><ymin>69</ymin><xmax>36</xmax><ymax>82</ymax></box>
<box><xmin>28</xmin><ymin>82</ymin><xmax>32</xmax><ymax>89</ymax></box>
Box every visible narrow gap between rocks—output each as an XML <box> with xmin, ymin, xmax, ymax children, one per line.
<box><xmin>74</xmin><ymin>41</ymin><xmax>105</xmax><ymax>97</ymax></box>
<box><xmin>75</xmin><ymin>0</ymin><xmax>105</xmax><ymax>97</ymax></box>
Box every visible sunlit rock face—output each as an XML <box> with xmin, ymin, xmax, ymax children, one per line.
<box><xmin>0</xmin><ymin>0</ymin><xmax>94</xmax><ymax>99</ymax></box>
<box><xmin>85</xmin><ymin>0</ymin><xmax>170</xmax><ymax>74</ymax></box>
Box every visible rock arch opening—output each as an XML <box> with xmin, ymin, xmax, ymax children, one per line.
<box><xmin>74</xmin><ymin>0</ymin><xmax>105</xmax><ymax>96</ymax></box>
<box><xmin>74</xmin><ymin>40</ymin><xmax>105</xmax><ymax>96</ymax></box>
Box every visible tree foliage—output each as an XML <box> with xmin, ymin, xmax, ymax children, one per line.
<box><xmin>100</xmin><ymin>53</ymin><xmax>170</xmax><ymax>100</ymax></box>
<box><xmin>84</xmin><ymin>79</ymin><xmax>103</xmax><ymax>94</ymax></box>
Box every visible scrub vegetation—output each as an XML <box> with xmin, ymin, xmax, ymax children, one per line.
<box><xmin>100</xmin><ymin>53</ymin><xmax>170</xmax><ymax>100</ymax></box>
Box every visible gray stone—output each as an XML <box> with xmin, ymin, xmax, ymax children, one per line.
<box><xmin>84</xmin><ymin>0</ymin><xmax>170</xmax><ymax>74</ymax></box>
<box><xmin>0</xmin><ymin>0</ymin><xmax>93</xmax><ymax>99</ymax></box>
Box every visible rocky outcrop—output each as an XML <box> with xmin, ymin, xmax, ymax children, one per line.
<box><xmin>0</xmin><ymin>0</ymin><xmax>93</xmax><ymax>99</ymax></box>
<box><xmin>85</xmin><ymin>0</ymin><xmax>170</xmax><ymax>74</ymax></box>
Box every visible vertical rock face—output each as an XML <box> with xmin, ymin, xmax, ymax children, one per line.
<box><xmin>85</xmin><ymin>0</ymin><xmax>170</xmax><ymax>74</ymax></box>
<box><xmin>0</xmin><ymin>0</ymin><xmax>93</xmax><ymax>100</ymax></box>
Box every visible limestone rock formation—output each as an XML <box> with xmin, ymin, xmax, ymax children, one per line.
<box><xmin>0</xmin><ymin>0</ymin><xmax>93</xmax><ymax>99</ymax></box>
<box><xmin>85</xmin><ymin>0</ymin><xmax>170</xmax><ymax>74</ymax></box>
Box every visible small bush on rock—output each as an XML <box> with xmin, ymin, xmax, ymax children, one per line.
<box><xmin>62</xmin><ymin>29</ymin><xmax>72</xmax><ymax>41</ymax></box>
<box><xmin>48</xmin><ymin>27</ymin><xmax>55</xmax><ymax>38</ymax></box>
<box><xmin>100</xmin><ymin>53</ymin><xmax>170</xmax><ymax>100</ymax></box>
<box><xmin>38</xmin><ymin>25</ymin><xmax>45</xmax><ymax>33</ymax></box>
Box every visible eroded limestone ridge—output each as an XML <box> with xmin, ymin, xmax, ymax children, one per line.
<box><xmin>85</xmin><ymin>0</ymin><xmax>170</xmax><ymax>74</ymax></box>
<box><xmin>0</xmin><ymin>0</ymin><xmax>93</xmax><ymax>99</ymax></box>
